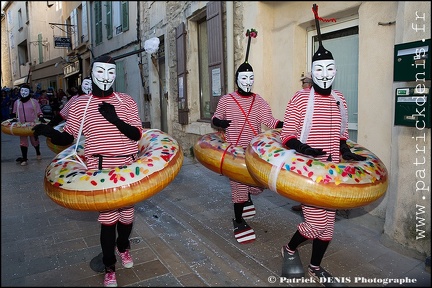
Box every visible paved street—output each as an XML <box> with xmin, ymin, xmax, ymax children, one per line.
<box><xmin>1</xmin><ymin>131</ymin><xmax>430</xmax><ymax>287</ymax></box>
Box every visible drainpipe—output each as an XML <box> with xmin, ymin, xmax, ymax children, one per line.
<box><xmin>226</xmin><ymin>1</ymin><xmax>234</xmax><ymax>92</ymax></box>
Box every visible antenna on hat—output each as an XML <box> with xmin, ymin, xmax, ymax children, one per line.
<box><xmin>244</xmin><ymin>28</ymin><xmax>258</xmax><ymax>63</ymax></box>
<box><xmin>312</xmin><ymin>4</ymin><xmax>336</xmax><ymax>46</ymax></box>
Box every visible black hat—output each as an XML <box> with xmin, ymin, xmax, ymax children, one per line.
<box><xmin>312</xmin><ymin>45</ymin><xmax>334</xmax><ymax>62</ymax></box>
<box><xmin>92</xmin><ymin>55</ymin><xmax>115</xmax><ymax>65</ymax></box>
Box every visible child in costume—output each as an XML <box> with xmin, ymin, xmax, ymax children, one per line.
<box><xmin>279</xmin><ymin>4</ymin><xmax>365</xmax><ymax>285</ymax></box>
<box><xmin>212</xmin><ymin>29</ymin><xmax>283</xmax><ymax>244</ymax></box>
<box><xmin>33</xmin><ymin>55</ymin><xmax>143</xmax><ymax>287</ymax></box>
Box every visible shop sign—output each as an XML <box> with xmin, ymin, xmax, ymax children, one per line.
<box><xmin>54</xmin><ymin>36</ymin><xmax>72</xmax><ymax>48</ymax></box>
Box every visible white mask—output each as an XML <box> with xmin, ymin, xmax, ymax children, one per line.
<box><xmin>91</xmin><ymin>62</ymin><xmax>116</xmax><ymax>91</ymax></box>
<box><xmin>20</xmin><ymin>87</ymin><xmax>30</xmax><ymax>98</ymax></box>
<box><xmin>312</xmin><ymin>59</ymin><xmax>336</xmax><ymax>89</ymax></box>
<box><xmin>237</xmin><ymin>71</ymin><xmax>254</xmax><ymax>93</ymax></box>
<box><xmin>81</xmin><ymin>79</ymin><xmax>92</xmax><ymax>95</ymax></box>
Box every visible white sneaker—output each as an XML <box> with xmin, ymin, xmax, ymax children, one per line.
<box><xmin>20</xmin><ymin>161</ymin><xmax>28</xmax><ymax>166</ymax></box>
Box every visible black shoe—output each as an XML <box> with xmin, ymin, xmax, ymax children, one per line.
<box><xmin>281</xmin><ymin>246</ymin><xmax>305</xmax><ymax>278</ymax></box>
<box><xmin>308</xmin><ymin>265</ymin><xmax>345</xmax><ymax>287</ymax></box>
<box><xmin>291</xmin><ymin>205</ymin><xmax>302</xmax><ymax>212</ymax></box>
<box><xmin>16</xmin><ymin>157</ymin><xmax>24</xmax><ymax>162</ymax></box>
<box><xmin>233</xmin><ymin>218</ymin><xmax>256</xmax><ymax>244</ymax></box>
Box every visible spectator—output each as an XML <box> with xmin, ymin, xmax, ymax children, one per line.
<box><xmin>1</xmin><ymin>88</ymin><xmax>11</xmax><ymax>120</ymax></box>
<box><xmin>33</xmin><ymin>83</ymin><xmax>42</xmax><ymax>100</ymax></box>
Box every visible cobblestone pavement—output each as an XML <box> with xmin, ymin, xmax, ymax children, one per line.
<box><xmin>1</xmin><ymin>132</ymin><xmax>430</xmax><ymax>287</ymax></box>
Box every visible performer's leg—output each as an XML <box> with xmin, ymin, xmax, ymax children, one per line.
<box><xmin>100</xmin><ymin>223</ymin><xmax>117</xmax><ymax>268</ymax></box>
<box><xmin>116</xmin><ymin>222</ymin><xmax>132</xmax><ymax>251</ymax></box>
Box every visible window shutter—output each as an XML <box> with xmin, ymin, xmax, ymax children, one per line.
<box><xmin>206</xmin><ymin>1</ymin><xmax>225</xmax><ymax>114</ymax></box>
<box><xmin>38</xmin><ymin>33</ymin><xmax>43</xmax><ymax>64</ymax></box>
<box><xmin>115</xmin><ymin>60</ymin><xmax>125</xmax><ymax>92</ymax></box>
<box><xmin>121</xmin><ymin>1</ymin><xmax>129</xmax><ymax>32</ymax></box>
<box><xmin>176</xmin><ymin>22</ymin><xmax>188</xmax><ymax>125</ymax></box>
<box><xmin>81</xmin><ymin>1</ymin><xmax>88</xmax><ymax>43</ymax></box>
<box><xmin>71</xmin><ymin>9</ymin><xmax>79</xmax><ymax>48</ymax></box>
<box><xmin>95</xmin><ymin>1</ymin><xmax>102</xmax><ymax>45</ymax></box>
<box><xmin>106</xmin><ymin>1</ymin><xmax>112</xmax><ymax>39</ymax></box>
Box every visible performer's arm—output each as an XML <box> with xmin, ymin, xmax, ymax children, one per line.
<box><xmin>98</xmin><ymin>101</ymin><xmax>141</xmax><ymax>141</ymax></box>
<box><xmin>32</xmin><ymin>124</ymin><xmax>74</xmax><ymax>146</ymax></box>
<box><xmin>284</xmin><ymin>138</ymin><xmax>326</xmax><ymax>157</ymax></box>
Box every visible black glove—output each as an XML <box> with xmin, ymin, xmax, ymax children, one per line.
<box><xmin>10</xmin><ymin>118</ymin><xmax>18</xmax><ymax>123</ymax></box>
<box><xmin>212</xmin><ymin>117</ymin><xmax>232</xmax><ymax>129</ymax></box>
<box><xmin>98</xmin><ymin>101</ymin><xmax>120</xmax><ymax>124</ymax></box>
<box><xmin>285</xmin><ymin>138</ymin><xmax>326</xmax><ymax>157</ymax></box>
<box><xmin>340</xmin><ymin>140</ymin><xmax>367</xmax><ymax>161</ymax></box>
<box><xmin>98</xmin><ymin>101</ymin><xmax>141</xmax><ymax>141</ymax></box>
<box><xmin>39</xmin><ymin>117</ymin><xmax>47</xmax><ymax>123</ymax></box>
<box><xmin>32</xmin><ymin>124</ymin><xmax>74</xmax><ymax>146</ymax></box>
<box><xmin>33</xmin><ymin>124</ymin><xmax>57</xmax><ymax>138</ymax></box>
<box><xmin>48</xmin><ymin>114</ymin><xmax>64</xmax><ymax>127</ymax></box>
<box><xmin>276</xmin><ymin>121</ymin><xmax>283</xmax><ymax>128</ymax></box>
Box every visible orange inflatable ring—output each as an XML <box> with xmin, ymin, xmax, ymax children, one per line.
<box><xmin>245</xmin><ymin>129</ymin><xmax>388</xmax><ymax>209</ymax></box>
<box><xmin>1</xmin><ymin>118</ymin><xmax>49</xmax><ymax>136</ymax></box>
<box><xmin>46</xmin><ymin>122</ymin><xmax>75</xmax><ymax>154</ymax></box>
<box><xmin>193</xmin><ymin>131</ymin><xmax>264</xmax><ymax>187</ymax></box>
<box><xmin>44</xmin><ymin>128</ymin><xmax>184</xmax><ymax>211</ymax></box>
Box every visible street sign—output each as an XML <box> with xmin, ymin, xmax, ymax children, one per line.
<box><xmin>54</xmin><ymin>36</ymin><xmax>72</xmax><ymax>48</ymax></box>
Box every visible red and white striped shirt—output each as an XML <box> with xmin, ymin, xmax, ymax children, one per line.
<box><xmin>280</xmin><ymin>89</ymin><xmax>349</xmax><ymax>163</ymax></box>
<box><xmin>63</xmin><ymin>92</ymin><xmax>143</xmax><ymax>169</ymax></box>
<box><xmin>60</xmin><ymin>94</ymin><xmax>80</xmax><ymax>119</ymax></box>
<box><xmin>212</xmin><ymin>92</ymin><xmax>280</xmax><ymax>147</ymax></box>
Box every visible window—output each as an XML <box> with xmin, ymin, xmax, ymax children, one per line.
<box><xmin>38</xmin><ymin>33</ymin><xmax>43</xmax><ymax>64</ymax></box>
<box><xmin>308</xmin><ymin>18</ymin><xmax>359</xmax><ymax>141</ymax></box>
<box><xmin>106</xmin><ymin>1</ymin><xmax>112</xmax><ymax>39</ymax></box>
<box><xmin>17</xmin><ymin>40</ymin><xmax>28</xmax><ymax>65</ymax></box>
<box><xmin>106</xmin><ymin>1</ymin><xmax>129</xmax><ymax>38</ymax></box>
<box><xmin>94</xmin><ymin>1</ymin><xmax>102</xmax><ymax>45</ymax></box>
<box><xmin>198</xmin><ymin>19</ymin><xmax>210</xmax><ymax>119</ymax></box>
<box><xmin>81</xmin><ymin>2</ymin><xmax>89</xmax><ymax>43</ymax></box>
<box><xmin>18</xmin><ymin>9</ymin><xmax>23</xmax><ymax>30</ymax></box>
<box><xmin>121</xmin><ymin>1</ymin><xmax>129</xmax><ymax>32</ymax></box>
<box><xmin>176</xmin><ymin>2</ymin><xmax>224</xmax><ymax>125</ymax></box>
<box><xmin>70</xmin><ymin>9</ymin><xmax>79</xmax><ymax>48</ymax></box>
<box><xmin>25</xmin><ymin>2</ymin><xmax>29</xmax><ymax>24</ymax></box>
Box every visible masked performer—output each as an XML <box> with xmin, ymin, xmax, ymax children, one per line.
<box><xmin>33</xmin><ymin>55</ymin><xmax>142</xmax><ymax>287</ymax></box>
<box><xmin>10</xmin><ymin>84</ymin><xmax>45</xmax><ymax>165</ymax></box>
<box><xmin>212</xmin><ymin>29</ymin><xmax>283</xmax><ymax>244</ymax></box>
<box><xmin>279</xmin><ymin>4</ymin><xmax>365</xmax><ymax>284</ymax></box>
<box><xmin>48</xmin><ymin>76</ymin><xmax>93</xmax><ymax>127</ymax></box>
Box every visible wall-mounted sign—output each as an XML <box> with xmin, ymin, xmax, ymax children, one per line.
<box><xmin>54</xmin><ymin>36</ymin><xmax>72</xmax><ymax>48</ymax></box>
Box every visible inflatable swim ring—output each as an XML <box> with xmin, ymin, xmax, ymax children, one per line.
<box><xmin>46</xmin><ymin>122</ymin><xmax>76</xmax><ymax>154</ymax></box>
<box><xmin>1</xmin><ymin>118</ymin><xmax>49</xmax><ymax>136</ymax></box>
<box><xmin>193</xmin><ymin>131</ymin><xmax>264</xmax><ymax>187</ymax></box>
<box><xmin>245</xmin><ymin>129</ymin><xmax>388</xmax><ymax>209</ymax></box>
<box><xmin>44</xmin><ymin>128</ymin><xmax>184</xmax><ymax>211</ymax></box>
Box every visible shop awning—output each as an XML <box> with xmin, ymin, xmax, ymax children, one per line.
<box><xmin>13</xmin><ymin>76</ymin><xmax>28</xmax><ymax>86</ymax></box>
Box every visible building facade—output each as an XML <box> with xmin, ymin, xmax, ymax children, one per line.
<box><xmin>1</xmin><ymin>0</ymin><xmax>430</xmax><ymax>264</ymax></box>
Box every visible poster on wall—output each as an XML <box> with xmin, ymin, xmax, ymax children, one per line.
<box><xmin>178</xmin><ymin>76</ymin><xmax>184</xmax><ymax>109</ymax></box>
<box><xmin>212</xmin><ymin>68</ymin><xmax>221</xmax><ymax>97</ymax></box>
